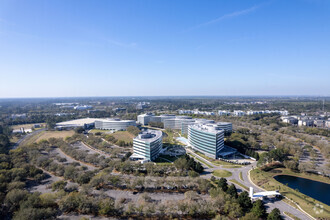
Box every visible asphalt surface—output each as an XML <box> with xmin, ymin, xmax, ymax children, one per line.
<box><xmin>12</xmin><ymin>128</ymin><xmax>46</xmax><ymax>149</ymax></box>
<box><xmin>187</xmin><ymin>149</ymin><xmax>313</xmax><ymax>220</ymax></box>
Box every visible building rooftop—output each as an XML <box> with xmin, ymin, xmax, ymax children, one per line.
<box><xmin>56</xmin><ymin>118</ymin><xmax>99</xmax><ymax>127</ymax></box>
<box><xmin>190</xmin><ymin>123</ymin><xmax>224</xmax><ymax>134</ymax></box>
<box><xmin>216</xmin><ymin>122</ymin><xmax>232</xmax><ymax>126</ymax></box>
<box><xmin>134</xmin><ymin>129</ymin><xmax>162</xmax><ymax>143</ymax></box>
<box><xmin>95</xmin><ymin>118</ymin><xmax>135</xmax><ymax>122</ymax></box>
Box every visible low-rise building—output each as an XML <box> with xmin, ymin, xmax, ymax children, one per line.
<box><xmin>163</xmin><ymin>116</ymin><xmax>193</xmax><ymax>130</ymax></box>
<box><xmin>137</xmin><ymin>113</ymin><xmax>176</xmax><ymax>125</ymax></box>
<box><xmin>218</xmin><ymin>110</ymin><xmax>231</xmax><ymax>116</ymax></box>
<box><xmin>74</xmin><ymin>105</ymin><xmax>92</xmax><ymax>110</ymax></box>
<box><xmin>325</xmin><ymin>120</ymin><xmax>330</xmax><ymax>128</ymax></box>
<box><xmin>233</xmin><ymin>110</ymin><xmax>246</xmax><ymax>116</ymax></box>
<box><xmin>56</xmin><ymin>118</ymin><xmax>98</xmax><ymax>129</ymax></box>
<box><xmin>314</xmin><ymin>120</ymin><xmax>325</xmax><ymax>128</ymax></box>
<box><xmin>95</xmin><ymin>118</ymin><xmax>136</xmax><ymax>131</ymax></box>
<box><xmin>298</xmin><ymin>119</ymin><xmax>314</xmax><ymax>127</ymax></box>
<box><xmin>281</xmin><ymin>116</ymin><xmax>298</xmax><ymax>125</ymax></box>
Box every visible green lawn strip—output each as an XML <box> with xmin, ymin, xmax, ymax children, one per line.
<box><xmin>89</xmin><ymin>129</ymin><xmax>112</xmax><ymax>134</ymax></box>
<box><xmin>195</xmin><ymin>151</ymin><xmax>233</xmax><ymax>166</ymax></box>
<box><xmin>250</xmin><ymin>168</ymin><xmax>330</xmax><ymax>219</ymax></box>
<box><xmin>283</xmin><ymin>212</ymin><xmax>301</xmax><ymax>220</ymax></box>
<box><xmin>239</xmin><ymin>172</ymin><xmax>243</xmax><ymax>181</ymax></box>
<box><xmin>188</xmin><ymin>153</ymin><xmax>213</xmax><ymax>168</ymax></box>
<box><xmin>212</xmin><ymin>170</ymin><xmax>232</xmax><ymax>178</ymax></box>
<box><xmin>222</xmin><ymin>165</ymin><xmax>243</xmax><ymax>168</ymax></box>
<box><xmin>229</xmin><ymin>179</ymin><xmax>249</xmax><ymax>191</ymax></box>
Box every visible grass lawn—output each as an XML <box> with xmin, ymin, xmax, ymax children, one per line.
<box><xmin>239</xmin><ymin>172</ymin><xmax>243</xmax><ymax>181</ymax></box>
<box><xmin>110</xmin><ymin>131</ymin><xmax>135</xmax><ymax>143</ymax></box>
<box><xmin>188</xmin><ymin>153</ymin><xmax>213</xmax><ymax>168</ymax></box>
<box><xmin>212</xmin><ymin>169</ymin><xmax>232</xmax><ymax>178</ymax></box>
<box><xmin>250</xmin><ymin>168</ymin><xmax>330</xmax><ymax>219</ymax></box>
<box><xmin>195</xmin><ymin>151</ymin><xmax>233</xmax><ymax>166</ymax></box>
<box><xmin>229</xmin><ymin>179</ymin><xmax>249</xmax><ymax>190</ymax></box>
<box><xmin>222</xmin><ymin>165</ymin><xmax>243</xmax><ymax>168</ymax></box>
<box><xmin>89</xmin><ymin>129</ymin><xmax>112</xmax><ymax>134</ymax></box>
<box><xmin>21</xmin><ymin>130</ymin><xmax>75</xmax><ymax>145</ymax></box>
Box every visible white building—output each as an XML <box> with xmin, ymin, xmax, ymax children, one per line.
<box><xmin>131</xmin><ymin>129</ymin><xmax>163</xmax><ymax>162</ymax></box>
<box><xmin>95</xmin><ymin>118</ymin><xmax>136</xmax><ymax>131</ymax></box>
<box><xmin>326</xmin><ymin>120</ymin><xmax>330</xmax><ymax>128</ymax></box>
<box><xmin>137</xmin><ymin>113</ymin><xmax>176</xmax><ymax>125</ymax></box>
<box><xmin>188</xmin><ymin>123</ymin><xmax>225</xmax><ymax>159</ymax></box>
<box><xmin>281</xmin><ymin>116</ymin><xmax>298</xmax><ymax>124</ymax></box>
<box><xmin>218</xmin><ymin>110</ymin><xmax>231</xmax><ymax>116</ymax></box>
<box><xmin>216</xmin><ymin>122</ymin><xmax>233</xmax><ymax>133</ymax></box>
<box><xmin>298</xmin><ymin>119</ymin><xmax>314</xmax><ymax>127</ymax></box>
<box><xmin>163</xmin><ymin>116</ymin><xmax>193</xmax><ymax>130</ymax></box>
<box><xmin>233</xmin><ymin>110</ymin><xmax>246</xmax><ymax>116</ymax></box>
<box><xmin>74</xmin><ymin>105</ymin><xmax>92</xmax><ymax>110</ymax></box>
<box><xmin>56</xmin><ymin>118</ymin><xmax>98</xmax><ymax>129</ymax></box>
<box><xmin>314</xmin><ymin>120</ymin><xmax>325</xmax><ymax>128</ymax></box>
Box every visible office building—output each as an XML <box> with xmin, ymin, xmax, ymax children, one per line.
<box><xmin>56</xmin><ymin>118</ymin><xmax>98</xmax><ymax>129</ymax></box>
<box><xmin>181</xmin><ymin>118</ymin><xmax>214</xmax><ymax>135</ymax></box>
<box><xmin>137</xmin><ymin>113</ymin><xmax>176</xmax><ymax>125</ymax></box>
<box><xmin>95</xmin><ymin>118</ymin><xmax>136</xmax><ymax>131</ymax></box>
<box><xmin>218</xmin><ymin>110</ymin><xmax>231</xmax><ymax>116</ymax></box>
<box><xmin>131</xmin><ymin>129</ymin><xmax>163</xmax><ymax>161</ymax></box>
<box><xmin>216</xmin><ymin>122</ymin><xmax>233</xmax><ymax>133</ymax></box>
<box><xmin>233</xmin><ymin>110</ymin><xmax>246</xmax><ymax>116</ymax></box>
<box><xmin>163</xmin><ymin>116</ymin><xmax>193</xmax><ymax>130</ymax></box>
<box><xmin>188</xmin><ymin>123</ymin><xmax>225</xmax><ymax>159</ymax></box>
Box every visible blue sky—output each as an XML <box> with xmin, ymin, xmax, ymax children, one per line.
<box><xmin>0</xmin><ymin>0</ymin><xmax>329</xmax><ymax>97</ymax></box>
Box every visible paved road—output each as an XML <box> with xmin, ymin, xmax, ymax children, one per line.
<box><xmin>188</xmin><ymin>149</ymin><xmax>313</xmax><ymax>220</ymax></box>
<box><xmin>12</xmin><ymin>128</ymin><xmax>46</xmax><ymax>149</ymax></box>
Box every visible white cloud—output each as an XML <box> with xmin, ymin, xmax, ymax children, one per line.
<box><xmin>184</xmin><ymin>4</ymin><xmax>263</xmax><ymax>32</ymax></box>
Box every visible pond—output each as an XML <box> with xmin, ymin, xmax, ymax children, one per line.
<box><xmin>274</xmin><ymin>175</ymin><xmax>330</xmax><ymax>206</ymax></box>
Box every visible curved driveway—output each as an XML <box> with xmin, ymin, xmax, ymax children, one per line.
<box><xmin>187</xmin><ymin>149</ymin><xmax>313</xmax><ymax>220</ymax></box>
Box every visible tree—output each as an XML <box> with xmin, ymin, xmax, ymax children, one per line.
<box><xmin>238</xmin><ymin>191</ymin><xmax>252</xmax><ymax>213</ymax></box>
<box><xmin>267</xmin><ymin>208</ymin><xmax>282</xmax><ymax>220</ymax></box>
<box><xmin>227</xmin><ymin>184</ymin><xmax>238</xmax><ymax>198</ymax></box>
<box><xmin>74</xmin><ymin>127</ymin><xmax>85</xmax><ymax>134</ymax></box>
<box><xmin>251</xmin><ymin>200</ymin><xmax>267</xmax><ymax>219</ymax></box>
<box><xmin>218</xmin><ymin>177</ymin><xmax>228</xmax><ymax>192</ymax></box>
<box><xmin>51</xmin><ymin>180</ymin><xmax>67</xmax><ymax>191</ymax></box>
<box><xmin>4</xmin><ymin>189</ymin><xmax>28</xmax><ymax>212</ymax></box>
<box><xmin>98</xmin><ymin>198</ymin><xmax>115</xmax><ymax>216</ymax></box>
<box><xmin>127</xmin><ymin>126</ymin><xmax>140</xmax><ymax>136</ymax></box>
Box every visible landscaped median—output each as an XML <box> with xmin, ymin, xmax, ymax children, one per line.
<box><xmin>229</xmin><ymin>179</ymin><xmax>249</xmax><ymax>190</ymax></box>
<box><xmin>188</xmin><ymin>153</ymin><xmax>213</xmax><ymax>168</ymax></box>
<box><xmin>212</xmin><ymin>169</ymin><xmax>232</xmax><ymax>178</ymax></box>
<box><xmin>250</xmin><ymin>168</ymin><xmax>330</xmax><ymax>219</ymax></box>
<box><xmin>195</xmin><ymin>151</ymin><xmax>233</xmax><ymax>166</ymax></box>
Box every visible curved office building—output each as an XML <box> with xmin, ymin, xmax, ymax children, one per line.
<box><xmin>95</xmin><ymin>118</ymin><xmax>136</xmax><ymax>131</ymax></box>
<box><xmin>132</xmin><ymin>129</ymin><xmax>163</xmax><ymax>161</ymax></box>
<box><xmin>188</xmin><ymin>123</ymin><xmax>224</xmax><ymax>159</ymax></box>
<box><xmin>163</xmin><ymin>116</ymin><xmax>193</xmax><ymax>130</ymax></box>
<box><xmin>216</xmin><ymin>122</ymin><xmax>232</xmax><ymax>133</ymax></box>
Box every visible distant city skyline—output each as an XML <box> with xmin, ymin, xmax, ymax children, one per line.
<box><xmin>0</xmin><ymin>0</ymin><xmax>330</xmax><ymax>98</ymax></box>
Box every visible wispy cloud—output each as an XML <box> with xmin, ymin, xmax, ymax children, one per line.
<box><xmin>184</xmin><ymin>4</ymin><xmax>263</xmax><ymax>32</ymax></box>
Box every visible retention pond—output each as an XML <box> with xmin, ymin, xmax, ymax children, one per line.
<box><xmin>274</xmin><ymin>175</ymin><xmax>330</xmax><ymax>205</ymax></box>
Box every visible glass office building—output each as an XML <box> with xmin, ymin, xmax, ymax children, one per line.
<box><xmin>132</xmin><ymin>129</ymin><xmax>163</xmax><ymax>161</ymax></box>
<box><xmin>188</xmin><ymin>123</ymin><xmax>224</xmax><ymax>159</ymax></box>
